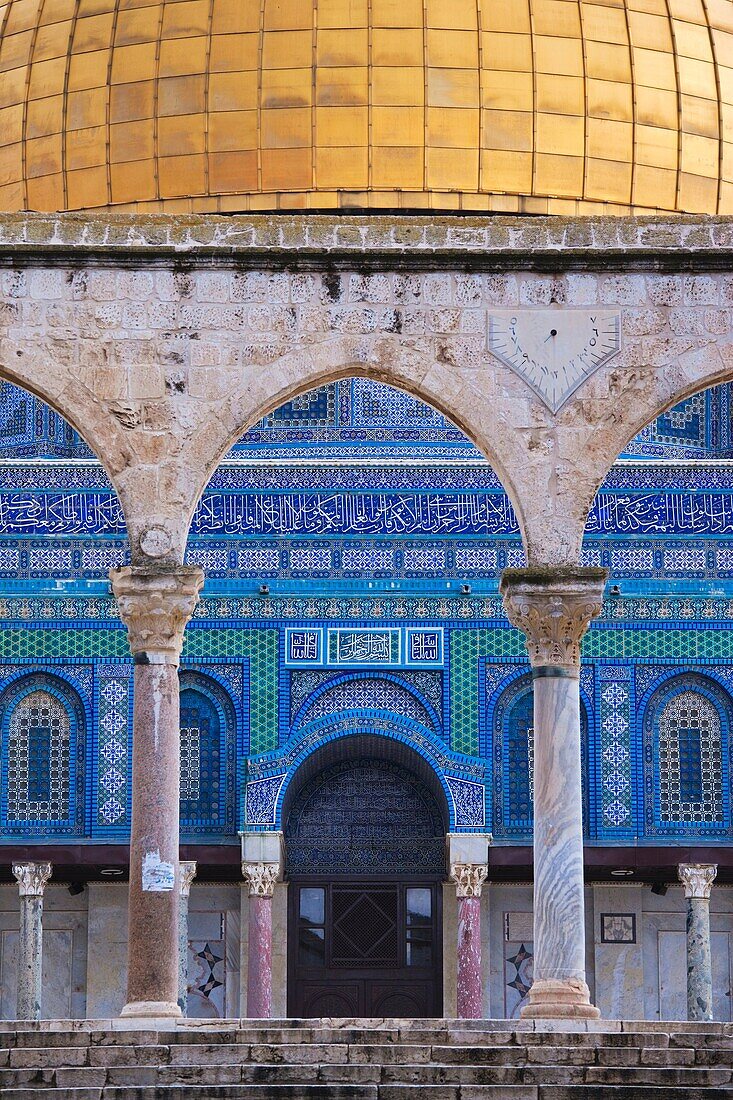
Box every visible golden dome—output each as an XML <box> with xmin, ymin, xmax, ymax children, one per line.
<box><xmin>0</xmin><ymin>0</ymin><xmax>731</xmax><ymax>215</ymax></box>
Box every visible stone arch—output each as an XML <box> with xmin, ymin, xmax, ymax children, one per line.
<box><xmin>0</xmin><ymin>670</ymin><xmax>87</xmax><ymax>836</ymax></box>
<box><xmin>0</xmin><ymin>356</ymin><xmax>135</xmax><ymax>528</ymax></box>
<box><xmin>181</xmin><ymin>334</ymin><xmax>531</xmax><ymax>560</ymax></box>
<box><xmin>577</xmin><ymin>370</ymin><xmax>733</xmax><ymax>567</ymax></box>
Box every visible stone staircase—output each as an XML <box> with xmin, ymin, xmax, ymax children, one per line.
<box><xmin>0</xmin><ymin>1018</ymin><xmax>731</xmax><ymax>1099</ymax></box>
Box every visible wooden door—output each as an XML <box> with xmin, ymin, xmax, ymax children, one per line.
<box><xmin>288</xmin><ymin>878</ymin><xmax>442</xmax><ymax>1017</ymax></box>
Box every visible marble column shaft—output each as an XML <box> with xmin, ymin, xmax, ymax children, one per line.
<box><xmin>450</xmin><ymin>863</ymin><xmax>488</xmax><ymax>1019</ymax></box>
<box><xmin>178</xmin><ymin>861</ymin><xmax>197</xmax><ymax>1014</ymax></box>
<box><xmin>111</xmin><ymin>564</ymin><xmax>203</xmax><ymax>1019</ymax></box>
<box><xmin>678</xmin><ymin>863</ymin><xmax>717</xmax><ymax>1022</ymax></box>
<box><xmin>243</xmin><ymin>863</ymin><xmax>279</xmax><ymax>1019</ymax></box>
<box><xmin>12</xmin><ymin>862</ymin><xmax>52</xmax><ymax>1021</ymax></box>
<box><xmin>501</xmin><ymin>567</ymin><xmax>607</xmax><ymax>1020</ymax></box>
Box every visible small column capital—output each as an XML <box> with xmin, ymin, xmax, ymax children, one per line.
<box><xmin>678</xmin><ymin>862</ymin><xmax>717</xmax><ymax>900</ymax></box>
<box><xmin>179</xmin><ymin>861</ymin><xmax>197</xmax><ymax>898</ymax></box>
<box><xmin>450</xmin><ymin>862</ymin><xmax>488</xmax><ymax>898</ymax></box>
<box><xmin>110</xmin><ymin>565</ymin><xmax>204</xmax><ymax>662</ymax></box>
<box><xmin>242</xmin><ymin>862</ymin><xmax>280</xmax><ymax>898</ymax></box>
<box><xmin>12</xmin><ymin>861</ymin><xmax>52</xmax><ymax>898</ymax></box>
<box><xmin>500</xmin><ymin>567</ymin><xmax>608</xmax><ymax>673</ymax></box>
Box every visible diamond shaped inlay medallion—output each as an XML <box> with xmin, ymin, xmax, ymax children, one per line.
<box><xmin>488</xmin><ymin>310</ymin><xmax>622</xmax><ymax>413</ymax></box>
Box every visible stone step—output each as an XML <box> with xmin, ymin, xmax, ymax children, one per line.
<box><xmin>1</xmin><ymin>1085</ymin><xmax>730</xmax><ymax>1100</ymax></box>
<box><xmin>0</xmin><ymin>1061</ymin><xmax>729</xmax><ymax>1089</ymax></box>
<box><xmin>0</xmin><ymin>1044</ymin><xmax>725</xmax><ymax>1072</ymax></box>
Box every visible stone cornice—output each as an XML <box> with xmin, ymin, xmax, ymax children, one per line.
<box><xmin>0</xmin><ymin>214</ymin><xmax>732</xmax><ymax>273</ymax></box>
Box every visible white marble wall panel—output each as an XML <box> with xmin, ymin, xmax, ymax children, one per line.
<box><xmin>85</xmin><ymin>884</ymin><xmax>128</xmax><ymax>1018</ymax></box>
<box><xmin>592</xmin><ymin>885</ymin><xmax>644</xmax><ymax>1021</ymax></box>
<box><xmin>0</xmin><ymin>884</ymin><xmax>87</xmax><ymax>1020</ymax></box>
<box><xmin>186</xmin><ymin>884</ymin><xmax>240</xmax><ymax>1019</ymax></box>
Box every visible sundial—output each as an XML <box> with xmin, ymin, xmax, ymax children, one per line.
<box><xmin>488</xmin><ymin>310</ymin><xmax>622</xmax><ymax>413</ymax></box>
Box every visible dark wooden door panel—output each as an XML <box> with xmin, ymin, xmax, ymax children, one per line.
<box><xmin>297</xmin><ymin>981</ymin><xmax>360</xmax><ymax>1018</ymax></box>
<box><xmin>368</xmin><ymin>980</ymin><xmax>435</xmax><ymax>1017</ymax></box>
<box><xmin>288</xmin><ymin>879</ymin><xmax>442</xmax><ymax>1018</ymax></box>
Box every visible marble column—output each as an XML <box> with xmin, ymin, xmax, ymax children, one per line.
<box><xmin>242</xmin><ymin>863</ymin><xmax>280</xmax><ymax>1018</ymax></box>
<box><xmin>678</xmin><ymin>862</ymin><xmax>717</xmax><ymax>1022</ymax></box>
<box><xmin>12</xmin><ymin>861</ymin><xmax>52</xmax><ymax>1021</ymax></box>
<box><xmin>501</xmin><ymin>566</ymin><xmax>607</xmax><ymax>1019</ymax></box>
<box><xmin>110</xmin><ymin>564</ymin><xmax>204</xmax><ymax>1019</ymax></box>
<box><xmin>450</xmin><ymin>862</ymin><xmax>488</xmax><ymax>1019</ymax></box>
<box><xmin>178</xmin><ymin>860</ymin><xmax>197</xmax><ymax>1014</ymax></box>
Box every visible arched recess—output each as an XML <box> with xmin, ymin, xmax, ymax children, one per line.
<box><xmin>0</xmin><ymin>671</ymin><xmax>87</xmax><ymax>836</ymax></box>
<box><xmin>491</xmin><ymin>673</ymin><xmax>590</xmax><ymax>841</ymax></box>
<box><xmin>178</xmin><ymin>671</ymin><xmax>237</xmax><ymax>837</ymax></box>
<box><xmin>282</xmin><ymin>733</ymin><xmax>449</xmax><ymax>877</ymax></box>
<box><xmin>277</xmin><ymin>727</ymin><xmax>452</xmax><ymax>841</ymax></box>
<box><xmin>181</xmin><ymin>337</ymin><xmax>532</xmax><ymax>562</ymax></box>
<box><xmin>640</xmin><ymin>672</ymin><xmax>732</xmax><ymax>839</ymax></box>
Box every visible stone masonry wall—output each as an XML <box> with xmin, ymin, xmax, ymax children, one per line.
<box><xmin>1</xmin><ymin>213</ymin><xmax>733</xmax><ymax>568</ymax></box>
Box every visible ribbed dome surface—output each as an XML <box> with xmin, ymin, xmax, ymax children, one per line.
<box><xmin>0</xmin><ymin>0</ymin><xmax>732</xmax><ymax>215</ymax></box>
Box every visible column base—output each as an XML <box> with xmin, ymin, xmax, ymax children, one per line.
<box><xmin>120</xmin><ymin>1000</ymin><xmax>182</xmax><ymax>1019</ymax></box>
<box><xmin>520</xmin><ymin>979</ymin><xmax>600</xmax><ymax>1020</ymax></box>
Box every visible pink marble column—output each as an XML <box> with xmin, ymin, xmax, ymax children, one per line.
<box><xmin>451</xmin><ymin>862</ymin><xmax>488</xmax><ymax>1019</ymax></box>
<box><xmin>111</xmin><ymin>564</ymin><xmax>204</xmax><ymax>1019</ymax></box>
<box><xmin>243</xmin><ymin>862</ymin><xmax>280</xmax><ymax>1018</ymax></box>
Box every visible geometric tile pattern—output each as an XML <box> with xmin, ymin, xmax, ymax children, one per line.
<box><xmin>1</xmin><ymin>672</ymin><xmax>86</xmax><ymax>835</ymax></box>
<box><xmin>599</xmin><ymin>669</ymin><xmax>633</xmax><ymax>831</ymax></box>
<box><xmin>450</xmin><ymin>630</ymin><xmax>525</xmax><ymax>757</ymax></box>
<box><xmin>296</xmin><ymin>677</ymin><xmax>435</xmax><ymax>730</ymax></box>
<box><xmin>96</xmin><ymin>665</ymin><xmax>131</xmax><ymax>827</ymax></box>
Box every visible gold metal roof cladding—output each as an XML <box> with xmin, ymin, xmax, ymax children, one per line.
<box><xmin>0</xmin><ymin>0</ymin><xmax>732</xmax><ymax>215</ymax></box>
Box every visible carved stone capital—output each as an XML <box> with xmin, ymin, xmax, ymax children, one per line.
<box><xmin>179</xmin><ymin>861</ymin><xmax>197</xmax><ymax>898</ymax></box>
<box><xmin>450</xmin><ymin>862</ymin><xmax>488</xmax><ymax>898</ymax></box>
<box><xmin>678</xmin><ymin>862</ymin><xmax>717</xmax><ymax>900</ymax></box>
<box><xmin>110</xmin><ymin>565</ymin><xmax>204</xmax><ymax>662</ymax></box>
<box><xmin>500</xmin><ymin>568</ymin><xmax>608</xmax><ymax>673</ymax></box>
<box><xmin>242</xmin><ymin>862</ymin><xmax>280</xmax><ymax>898</ymax></box>
<box><xmin>12</xmin><ymin>861</ymin><xmax>52</xmax><ymax>898</ymax></box>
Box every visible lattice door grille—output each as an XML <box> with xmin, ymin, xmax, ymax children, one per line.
<box><xmin>331</xmin><ymin>887</ymin><xmax>399</xmax><ymax>967</ymax></box>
